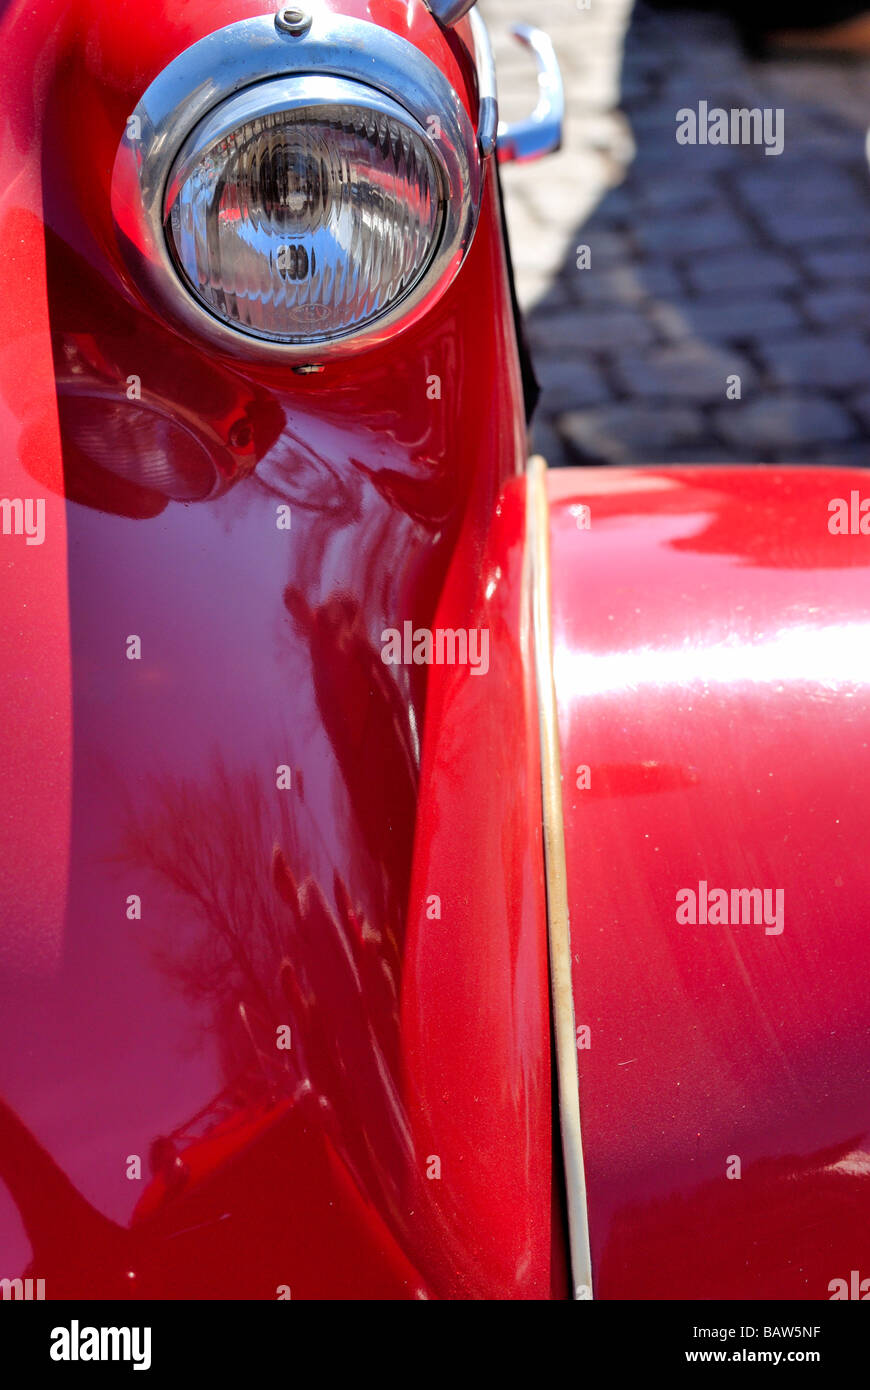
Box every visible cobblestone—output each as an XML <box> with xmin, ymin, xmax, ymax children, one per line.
<box><xmin>758</xmin><ymin>208</ymin><xmax>864</xmax><ymax>248</ymax></box>
<box><xmin>684</xmin><ymin>250</ymin><xmax>801</xmax><ymax>297</ymax></box>
<box><xmin>530</xmin><ymin>356</ymin><xmax>615</xmax><ymax>410</ymax></box>
<box><xmin>846</xmin><ymin>389</ymin><xmax>870</xmax><ymax>433</ymax></box>
<box><xmin>651</xmin><ymin>293</ymin><xmax>802</xmax><ymax>342</ymax></box>
<box><xmin>800</xmin><ymin>246</ymin><xmax>870</xmax><ymax>283</ymax></box>
<box><xmin>613</xmin><ymin>342</ymin><xmax>755</xmax><ymax>401</ymax></box>
<box><xmin>633</xmin><ymin>209</ymin><xmax>750</xmax><ymax>256</ymax></box>
<box><xmin>759</xmin><ymin>333</ymin><xmax>870</xmax><ymax>390</ymax></box>
<box><xmin>480</xmin><ymin>0</ymin><xmax>870</xmax><ymax>465</ymax></box>
<box><xmin>557</xmin><ymin>403</ymin><xmax>706</xmax><ymax>463</ymax></box>
<box><xmin>805</xmin><ymin>288</ymin><xmax>870</xmax><ymax>328</ymax></box>
<box><xmin>529</xmin><ymin>306</ymin><xmax>656</xmax><ymax>352</ymax></box>
<box><xmin>569</xmin><ymin>265</ymin><xmax>649</xmax><ymax>304</ymax></box>
<box><xmin>713</xmin><ymin>395</ymin><xmax>857</xmax><ymax>450</ymax></box>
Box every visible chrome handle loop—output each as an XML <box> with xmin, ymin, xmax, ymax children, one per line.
<box><xmin>497</xmin><ymin>25</ymin><xmax>565</xmax><ymax>165</ymax></box>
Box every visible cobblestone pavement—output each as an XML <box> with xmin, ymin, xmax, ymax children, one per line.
<box><xmin>479</xmin><ymin>0</ymin><xmax>870</xmax><ymax>465</ymax></box>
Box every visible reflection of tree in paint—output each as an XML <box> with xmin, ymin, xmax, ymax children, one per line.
<box><xmin>118</xmin><ymin>758</ymin><xmax>418</xmax><ymax>1236</ymax></box>
<box><xmin>0</xmin><ymin>576</ymin><xmax>446</xmax><ymax>1294</ymax></box>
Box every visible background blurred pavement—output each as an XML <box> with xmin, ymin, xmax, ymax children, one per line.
<box><xmin>479</xmin><ymin>0</ymin><xmax>870</xmax><ymax>466</ymax></box>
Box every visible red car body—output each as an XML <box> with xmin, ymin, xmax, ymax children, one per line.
<box><xmin>0</xmin><ymin>0</ymin><xmax>867</xmax><ymax>1300</ymax></box>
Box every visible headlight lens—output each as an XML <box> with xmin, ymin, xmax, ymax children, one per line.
<box><xmin>164</xmin><ymin>77</ymin><xmax>444</xmax><ymax>345</ymax></box>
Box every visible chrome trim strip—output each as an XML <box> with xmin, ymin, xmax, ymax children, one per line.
<box><xmin>468</xmin><ymin>8</ymin><xmax>497</xmax><ymax>158</ymax></box>
<box><xmin>111</xmin><ymin>11</ymin><xmax>481</xmax><ymax>361</ymax></box>
<box><xmin>527</xmin><ymin>453</ymin><xmax>594</xmax><ymax>1301</ymax></box>
<box><xmin>497</xmin><ymin>25</ymin><xmax>564</xmax><ymax>164</ymax></box>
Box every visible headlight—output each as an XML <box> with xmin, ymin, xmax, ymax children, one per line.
<box><xmin>112</xmin><ymin>10</ymin><xmax>484</xmax><ymax>361</ymax></box>
<box><xmin>165</xmin><ymin>78</ymin><xmax>443</xmax><ymax>346</ymax></box>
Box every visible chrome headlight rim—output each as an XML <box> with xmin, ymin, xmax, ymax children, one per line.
<box><xmin>111</xmin><ymin>10</ymin><xmax>483</xmax><ymax>362</ymax></box>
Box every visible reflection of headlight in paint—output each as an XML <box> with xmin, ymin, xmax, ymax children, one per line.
<box><xmin>57</xmin><ymin>385</ymin><xmax>219</xmax><ymax>501</ymax></box>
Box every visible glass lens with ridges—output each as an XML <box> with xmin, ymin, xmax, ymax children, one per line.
<box><xmin>165</xmin><ymin>82</ymin><xmax>443</xmax><ymax>345</ymax></box>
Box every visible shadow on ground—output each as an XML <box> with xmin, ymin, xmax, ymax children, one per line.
<box><xmin>522</xmin><ymin>3</ymin><xmax>870</xmax><ymax>466</ymax></box>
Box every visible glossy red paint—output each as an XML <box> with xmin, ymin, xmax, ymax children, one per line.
<box><xmin>548</xmin><ymin>466</ymin><xmax>870</xmax><ymax>1300</ymax></box>
<box><xmin>0</xmin><ymin>0</ymin><xmax>560</xmax><ymax>1297</ymax></box>
<box><xmin>401</xmin><ymin>475</ymin><xmax>563</xmax><ymax>1299</ymax></box>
